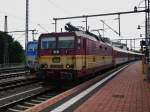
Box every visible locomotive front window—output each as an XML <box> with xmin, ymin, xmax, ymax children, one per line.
<box><xmin>27</xmin><ymin>43</ymin><xmax>37</xmax><ymax>52</ymax></box>
<box><xmin>41</xmin><ymin>37</ymin><xmax>56</xmax><ymax>49</ymax></box>
<box><xmin>58</xmin><ymin>36</ymin><xmax>74</xmax><ymax>48</ymax></box>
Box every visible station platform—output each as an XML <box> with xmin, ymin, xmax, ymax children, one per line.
<box><xmin>74</xmin><ymin>61</ymin><xmax>150</xmax><ymax>112</ymax></box>
<box><xmin>25</xmin><ymin>61</ymin><xmax>150</xmax><ymax>112</ymax></box>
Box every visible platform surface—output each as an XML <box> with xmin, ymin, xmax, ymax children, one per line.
<box><xmin>75</xmin><ymin>61</ymin><xmax>150</xmax><ymax>112</ymax></box>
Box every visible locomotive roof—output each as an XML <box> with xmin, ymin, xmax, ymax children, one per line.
<box><xmin>39</xmin><ymin>32</ymin><xmax>143</xmax><ymax>56</ymax></box>
<box><xmin>75</xmin><ymin>31</ymin><xmax>99</xmax><ymax>41</ymax></box>
<box><xmin>40</xmin><ymin>31</ymin><xmax>99</xmax><ymax>42</ymax></box>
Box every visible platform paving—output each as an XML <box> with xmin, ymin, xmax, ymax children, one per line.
<box><xmin>75</xmin><ymin>61</ymin><xmax>150</xmax><ymax>112</ymax></box>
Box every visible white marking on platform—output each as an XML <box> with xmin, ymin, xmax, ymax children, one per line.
<box><xmin>51</xmin><ymin>65</ymin><xmax>128</xmax><ymax>112</ymax></box>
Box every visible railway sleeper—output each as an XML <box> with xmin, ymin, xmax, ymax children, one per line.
<box><xmin>37</xmin><ymin>97</ymin><xmax>48</xmax><ymax>101</ymax></box>
<box><xmin>8</xmin><ymin>108</ymin><xmax>21</xmax><ymax>112</ymax></box>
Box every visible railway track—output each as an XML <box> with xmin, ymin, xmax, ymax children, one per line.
<box><xmin>0</xmin><ymin>66</ymin><xmax>25</xmax><ymax>74</ymax></box>
<box><xmin>0</xmin><ymin>69</ymin><xmax>35</xmax><ymax>91</ymax></box>
<box><xmin>0</xmin><ymin>62</ymin><xmax>130</xmax><ymax>112</ymax></box>
<box><xmin>0</xmin><ymin>71</ymin><xmax>29</xmax><ymax>80</ymax></box>
<box><xmin>0</xmin><ymin>84</ymin><xmax>65</xmax><ymax>112</ymax></box>
<box><xmin>0</xmin><ymin>78</ymin><xmax>38</xmax><ymax>91</ymax></box>
<box><xmin>0</xmin><ymin>66</ymin><xmax>30</xmax><ymax>82</ymax></box>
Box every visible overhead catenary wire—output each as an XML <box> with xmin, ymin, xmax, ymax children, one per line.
<box><xmin>37</xmin><ymin>24</ymin><xmax>49</xmax><ymax>33</ymax></box>
<box><xmin>100</xmin><ymin>20</ymin><xmax>120</xmax><ymax>36</ymax></box>
<box><xmin>46</xmin><ymin>0</ymin><xmax>71</xmax><ymax>16</ymax></box>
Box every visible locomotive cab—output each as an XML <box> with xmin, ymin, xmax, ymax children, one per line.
<box><xmin>37</xmin><ymin>32</ymin><xmax>86</xmax><ymax>81</ymax></box>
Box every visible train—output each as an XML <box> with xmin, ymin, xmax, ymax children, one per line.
<box><xmin>26</xmin><ymin>41</ymin><xmax>38</xmax><ymax>72</ymax></box>
<box><xmin>36</xmin><ymin>24</ymin><xmax>142</xmax><ymax>82</ymax></box>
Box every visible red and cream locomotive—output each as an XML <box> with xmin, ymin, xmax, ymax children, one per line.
<box><xmin>37</xmin><ymin>23</ymin><xmax>142</xmax><ymax>81</ymax></box>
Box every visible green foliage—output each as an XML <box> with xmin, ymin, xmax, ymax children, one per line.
<box><xmin>9</xmin><ymin>41</ymin><xmax>24</xmax><ymax>63</ymax></box>
<box><xmin>0</xmin><ymin>31</ymin><xmax>24</xmax><ymax>64</ymax></box>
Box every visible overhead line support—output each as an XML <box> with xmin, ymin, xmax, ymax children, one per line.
<box><xmin>53</xmin><ymin>10</ymin><xmax>147</xmax><ymax>20</ymax></box>
<box><xmin>53</xmin><ymin>9</ymin><xmax>147</xmax><ymax>33</ymax></box>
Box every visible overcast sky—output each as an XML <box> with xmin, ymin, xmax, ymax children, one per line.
<box><xmin>0</xmin><ymin>0</ymin><xmax>146</xmax><ymax>49</ymax></box>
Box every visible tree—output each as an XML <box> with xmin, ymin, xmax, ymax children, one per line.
<box><xmin>9</xmin><ymin>41</ymin><xmax>24</xmax><ymax>63</ymax></box>
<box><xmin>0</xmin><ymin>31</ymin><xmax>24</xmax><ymax>64</ymax></box>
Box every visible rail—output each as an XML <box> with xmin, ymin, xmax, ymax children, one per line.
<box><xmin>0</xmin><ymin>63</ymin><xmax>25</xmax><ymax>69</ymax></box>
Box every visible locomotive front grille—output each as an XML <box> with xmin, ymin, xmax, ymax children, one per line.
<box><xmin>50</xmin><ymin>64</ymin><xmax>64</xmax><ymax>68</ymax></box>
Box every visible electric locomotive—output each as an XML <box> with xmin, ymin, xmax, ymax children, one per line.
<box><xmin>26</xmin><ymin>41</ymin><xmax>38</xmax><ymax>71</ymax></box>
<box><xmin>37</xmin><ymin>23</ymin><xmax>142</xmax><ymax>82</ymax></box>
<box><xmin>37</xmin><ymin>23</ymin><xmax>114</xmax><ymax>81</ymax></box>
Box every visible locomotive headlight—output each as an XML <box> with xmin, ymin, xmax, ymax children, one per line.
<box><xmin>66</xmin><ymin>64</ymin><xmax>70</xmax><ymax>68</ymax></box>
<box><xmin>44</xmin><ymin>64</ymin><xmax>48</xmax><ymax>69</ymax></box>
<box><xmin>66</xmin><ymin>64</ymin><xmax>74</xmax><ymax>69</ymax></box>
<box><xmin>53</xmin><ymin>50</ymin><xmax>57</xmax><ymax>54</ymax></box>
<box><xmin>53</xmin><ymin>50</ymin><xmax>60</xmax><ymax>54</ymax></box>
<box><xmin>56</xmin><ymin>50</ymin><xmax>60</xmax><ymax>54</ymax></box>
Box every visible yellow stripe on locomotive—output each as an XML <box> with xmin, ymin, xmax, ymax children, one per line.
<box><xmin>38</xmin><ymin>55</ymin><xmax>112</xmax><ymax>70</ymax></box>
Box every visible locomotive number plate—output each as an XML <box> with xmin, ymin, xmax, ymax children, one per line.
<box><xmin>52</xmin><ymin>57</ymin><xmax>60</xmax><ymax>63</ymax></box>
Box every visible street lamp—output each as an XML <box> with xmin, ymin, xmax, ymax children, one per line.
<box><xmin>137</xmin><ymin>25</ymin><xmax>142</xmax><ymax>29</ymax></box>
<box><xmin>137</xmin><ymin>25</ymin><xmax>145</xmax><ymax>29</ymax></box>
